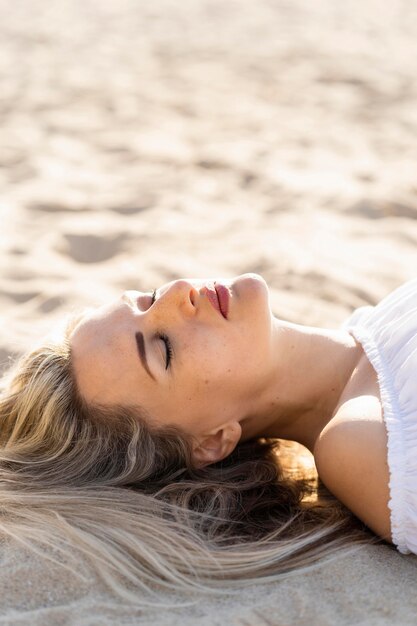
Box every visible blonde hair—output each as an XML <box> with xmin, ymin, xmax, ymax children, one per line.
<box><xmin>0</xmin><ymin>313</ymin><xmax>385</xmax><ymax>605</ymax></box>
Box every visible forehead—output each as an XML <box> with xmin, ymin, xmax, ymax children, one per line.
<box><xmin>70</xmin><ymin>300</ymin><xmax>124</xmax><ymax>351</ymax></box>
<box><xmin>69</xmin><ymin>301</ymin><xmax>134</xmax><ymax>403</ymax></box>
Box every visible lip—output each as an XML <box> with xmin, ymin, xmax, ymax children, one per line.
<box><xmin>214</xmin><ymin>282</ymin><xmax>230</xmax><ymax>319</ymax></box>
<box><xmin>202</xmin><ymin>283</ymin><xmax>228</xmax><ymax>319</ymax></box>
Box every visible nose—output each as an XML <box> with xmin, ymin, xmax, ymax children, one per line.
<box><xmin>158</xmin><ymin>279</ymin><xmax>198</xmax><ymax>318</ymax></box>
<box><xmin>126</xmin><ymin>280</ymin><xmax>198</xmax><ymax>318</ymax></box>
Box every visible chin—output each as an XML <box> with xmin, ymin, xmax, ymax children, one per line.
<box><xmin>230</xmin><ymin>273</ymin><xmax>270</xmax><ymax>317</ymax></box>
<box><xmin>234</xmin><ymin>272</ymin><xmax>268</xmax><ymax>293</ymax></box>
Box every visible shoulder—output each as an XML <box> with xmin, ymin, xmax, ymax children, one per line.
<box><xmin>313</xmin><ymin>405</ymin><xmax>392</xmax><ymax>543</ymax></box>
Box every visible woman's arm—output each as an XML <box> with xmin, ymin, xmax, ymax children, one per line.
<box><xmin>313</xmin><ymin>410</ymin><xmax>392</xmax><ymax>543</ymax></box>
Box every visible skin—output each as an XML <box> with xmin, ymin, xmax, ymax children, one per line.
<box><xmin>70</xmin><ymin>273</ymin><xmax>394</xmax><ymax>545</ymax></box>
<box><xmin>70</xmin><ymin>273</ymin><xmax>364</xmax><ymax>466</ymax></box>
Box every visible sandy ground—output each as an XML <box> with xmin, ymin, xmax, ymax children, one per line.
<box><xmin>1</xmin><ymin>0</ymin><xmax>417</xmax><ymax>623</ymax></box>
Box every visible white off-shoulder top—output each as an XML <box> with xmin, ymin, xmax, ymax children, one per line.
<box><xmin>340</xmin><ymin>277</ymin><xmax>417</xmax><ymax>555</ymax></box>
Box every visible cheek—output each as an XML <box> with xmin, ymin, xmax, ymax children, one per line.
<box><xmin>185</xmin><ymin>329</ymin><xmax>255</xmax><ymax>392</ymax></box>
<box><xmin>192</xmin><ymin>359</ymin><xmax>240</xmax><ymax>403</ymax></box>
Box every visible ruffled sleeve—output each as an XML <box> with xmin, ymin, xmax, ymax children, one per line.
<box><xmin>340</xmin><ymin>304</ymin><xmax>374</xmax><ymax>331</ymax></box>
<box><xmin>340</xmin><ymin>278</ymin><xmax>417</xmax><ymax>555</ymax></box>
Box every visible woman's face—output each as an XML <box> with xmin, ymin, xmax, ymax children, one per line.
<box><xmin>70</xmin><ymin>273</ymin><xmax>274</xmax><ymax>443</ymax></box>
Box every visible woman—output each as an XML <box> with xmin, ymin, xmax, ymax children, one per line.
<box><xmin>0</xmin><ymin>273</ymin><xmax>414</xmax><ymax>602</ymax></box>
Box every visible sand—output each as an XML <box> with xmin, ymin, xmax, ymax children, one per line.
<box><xmin>1</xmin><ymin>0</ymin><xmax>417</xmax><ymax>623</ymax></box>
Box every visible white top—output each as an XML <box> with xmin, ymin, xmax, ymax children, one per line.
<box><xmin>340</xmin><ymin>277</ymin><xmax>417</xmax><ymax>555</ymax></box>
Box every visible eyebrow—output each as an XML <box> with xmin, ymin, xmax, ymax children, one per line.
<box><xmin>135</xmin><ymin>331</ymin><xmax>156</xmax><ymax>381</ymax></box>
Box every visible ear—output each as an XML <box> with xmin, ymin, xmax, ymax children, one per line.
<box><xmin>192</xmin><ymin>420</ymin><xmax>242</xmax><ymax>468</ymax></box>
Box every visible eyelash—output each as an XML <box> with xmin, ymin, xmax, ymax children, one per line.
<box><xmin>151</xmin><ymin>288</ymin><xmax>174</xmax><ymax>369</ymax></box>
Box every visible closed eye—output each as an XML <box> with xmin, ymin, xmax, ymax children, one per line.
<box><xmin>151</xmin><ymin>288</ymin><xmax>174</xmax><ymax>369</ymax></box>
<box><xmin>157</xmin><ymin>333</ymin><xmax>174</xmax><ymax>369</ymax></box>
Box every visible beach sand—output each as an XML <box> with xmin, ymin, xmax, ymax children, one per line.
<box><xmin>1</xmin><ymin>0</ymin><xmax>417</xmax><ymax>623</ymax></box>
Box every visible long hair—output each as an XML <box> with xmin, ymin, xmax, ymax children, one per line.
<box><xmin>0</xmin><ymin>313</ymin><xmax>386</xmax><ymax>605</ymax></box>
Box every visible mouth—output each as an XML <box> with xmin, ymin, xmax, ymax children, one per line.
<box><xmin>214</xmin><ymin>282</ymin><xmax>230</xmax><ymax>319</ymax></box>
<box><xmin>202</xmin><ymin>282</ymin><xmax>229</xmax><ymax>319</ymax></box>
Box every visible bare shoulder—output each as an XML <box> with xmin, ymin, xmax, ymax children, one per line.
<box><xmin>313</xmin><ymin>398</ymin><xmax>392</xmax><ymax>543</ymax></box>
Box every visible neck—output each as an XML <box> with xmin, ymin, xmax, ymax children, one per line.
<box><xmin>241</xmin><ymin>318</ymin><xmax>363</xmax><ymax>454</ymax></box>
